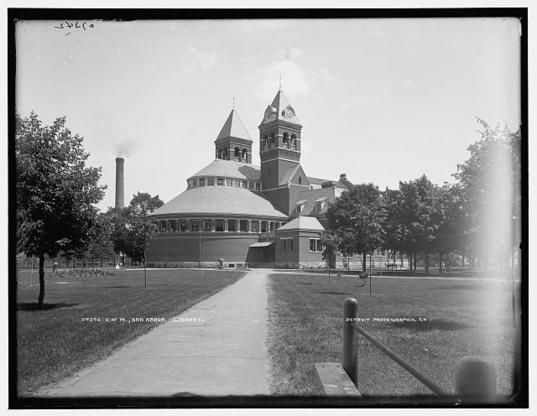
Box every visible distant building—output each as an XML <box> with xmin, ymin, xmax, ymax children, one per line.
<box><xmin>147</xmin><ymin>89</ymin><xmax>390</xmax><ymax>268</ymax></box>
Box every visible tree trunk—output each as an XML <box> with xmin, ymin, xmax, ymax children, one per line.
<box><xmin>439</xmin><ymin>254</ymin><xmax>443</xmax><ymax>274</ymax></box>
<box><xmin>413</xmin><ymin>252</ymin><xmax>417</xmax><ymax>271</ymax></box>
<box><xmin>424</xmin><ymin>252</ymin><xmax>430</xmax><ymax>274</ymax></box>
<box><xmin>362</xmin><ymin>253</ymin><xmax>366</xmax><ymax>272</ymax></box>
<box><xmin>38</xmin><ymin>252</ymin><xmax>45</xmax><ymax>307</ymax></box>
<box><xmin>461</xmin><ymin>255</ymin><xmax>465</xmax><ymax>267</ymax></box>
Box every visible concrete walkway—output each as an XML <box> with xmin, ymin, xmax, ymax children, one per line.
<box><xmin>40</xmin><ymin>269</ymin><xmax>272</xmax><ymax>397</ymax></box>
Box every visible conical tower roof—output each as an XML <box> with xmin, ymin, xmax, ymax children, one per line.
<box><xmin>215</xmin><ymin>109</ymin><xmax>251</xmax><ymax>142</ymax></box>
<box><xmin>260</xmin><ymin>89</ymin><xmax>301</xmax><ymax>125</ymax></box>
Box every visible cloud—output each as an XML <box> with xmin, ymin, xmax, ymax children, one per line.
<box><xmin>185</xmin><ymin>46</ymin><xmax>217</xmax><ymax>72</ymax></box>
<box><xmin>338</xmin><ymin>103</ymin><xmax>351</xmax><ymax>111</ymax></box>
<box><xmin>320</xmin><ymin>68</ymin><xmax>335</xmax><ymax>83</ymax></box>
<box><xmin>402</xmin><ymin>79</ymin><xmax>414</xmax><ymax>87</ymax></box>
<box><xmin>279</xmin><ymin>47</ymin><xmax>304</xmax><ymax>61</ymax></box>
<box><xmin>255</xmin><ymin>59</ymin><xmax>310</xmax><ymax>100</ymax></box>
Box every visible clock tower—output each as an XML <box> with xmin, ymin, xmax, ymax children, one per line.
<box><xmin>259</xmin><ymin>89</ymin><xmax>310</xmax><ymax>215</ymax></box>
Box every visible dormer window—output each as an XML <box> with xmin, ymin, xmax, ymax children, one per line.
<box><xmin>295</xmin><ymin>199</ymin><xmax>306</xmax><ymax>215</ymax></box>
<box><xmin>315</xmin><ymin>197</ymin><xmax>327</xmax><ymax>213</ymax></box>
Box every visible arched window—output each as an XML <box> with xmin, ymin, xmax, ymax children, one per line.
<box><xmin>242</xmin><ymin>148</ymin><xmax>248</xmax><ymax>160</ymax></box>
<box><xmin>234</xmin><ymin>147</ymin><xmax>240</xmax><ymax>158</ymax></box>
<box><xmin>290</xmin><ymin>135</ymin><xmax>296</xmax><ymax>149</ymax></box>
<box><xmin>269</xmin><ymin>134</ymin><xmax>275</xmax><ymax>149</ymax></box>
<box><xmin>283</xmin><ymin>132</ymin><xmax>289</xmax><ymax>148</ymax></box>
<box><xmin>223</xmin><ymin>148</ymin><xmax>229</xmax><ymax>159</ymax></box>
<box><xmin>298</xmin><ymin>176</ymin><xmax>302</xmax><ymax>184</ymax></box>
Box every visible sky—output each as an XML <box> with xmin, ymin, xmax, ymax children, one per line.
<box><xmin>15</xmin><ymin>17</ymin><xmax>521</xmax><ymax>212</ymax></box>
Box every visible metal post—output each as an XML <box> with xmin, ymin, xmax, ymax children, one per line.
<box><xmin>144</xmin><ymin>251</ymin><xmax>147</xmax><ymax>288</ymax></box>
<box><xmin>343</xmin><ymin>297</ymin><xmax>358</xmax><ymax>386</ymax></box>
<box><xmin>454</xmin><ymin>356</ymin><xmax>497</xmax><ymax>401</ymax></box>
<box><xmin>198</xmin><ymin>219</ymin><xmax>202</xmax><ymax>268</ymax></box>
<box><xmin>369</xmin><ymin>253</ymin><xmax>372</xmax><ymax>295</ymax></box>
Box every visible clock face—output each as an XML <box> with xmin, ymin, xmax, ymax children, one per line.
<box><xmin>283</xmin><ymin>106</ymin><xmax>295</xmax><ymax>119</ymax></box>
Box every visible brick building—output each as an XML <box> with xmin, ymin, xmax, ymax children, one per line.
<box><xmin>147</xmin><ymin>89</ymin><xmax>377</xmax><ymax>268</ymax></box>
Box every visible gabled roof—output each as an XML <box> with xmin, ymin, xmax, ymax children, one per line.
<box><xmin>290</xmin><ymin>187</ymin><xmax>340</xmax><ymax>218</ymax></box>
<box><xmin>191</xmin><ymin>159</ymin><xmax>260</xmax><ymax>181</ymax></box>
<box><xmin>260</xmin><ymin>90</ymin><xmax>301</xmax><ymax>126</ymax></box>
<box><xmin>277</xmin><ymin>216</ymin><xmax>324</xmax><ymax>232</ymax></box>
<box><xmin>151</xmin><ymin>186</ymin><xmax>286</xmax><ymax>218</ymax></box>
<box><xmin>307</xmin><ymin>176</ymin><xmax>348</xmax><ymax>190</ymax></box>
<box><xmin>216</xmin><ymin>109</ymin><xmax>251</xmax><ymax>142</ymax></box>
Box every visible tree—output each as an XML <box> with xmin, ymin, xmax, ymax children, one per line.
<box><xmin>454</xmin><ymin>119</ymin><xmax>521</xmax><ymax>271</ymax></box>
<box><xmin>104</xmin><ymin>193</ymin><xmax>163</xmax><ymax>267</ymax></box>
<box><xmin>84</xmin><ymin>212</ymin><xmax>115</xmax><ymax>267</ymax></box>
<box><xmin>325</xmin><ymin>183</ymin><xmax>386</xmax><ymax>271</ymax></box>
<box><xmin>129</xmin><ymin>192</ymin><xmax>164</xmax><ymax>216</ymax></box>
<box><xmin>321</xmin><ymin>230</ymin><xmax>340</xmax><ymax>269</ymax></box>
<box><xmin>386</xmin><ymin>175</ymin><xmax>441</xmax><ymax>273</ymax></box>
<box><xmin>16</xmin><ymin>112</ymin><xmax>105</xmax><ymax>306</ymax></box>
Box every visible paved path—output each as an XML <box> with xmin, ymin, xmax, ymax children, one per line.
<box><xmin>40</xmin><ymin>269</ymin><xmax>272</xmax><ymax>397</ymax></box>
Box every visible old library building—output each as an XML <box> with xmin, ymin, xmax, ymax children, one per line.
<box><xmin>147</xmin><ymin>89</ymin><xmax>387</xmax><ymax>268</ymax></box>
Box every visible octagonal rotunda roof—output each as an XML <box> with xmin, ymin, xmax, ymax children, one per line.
<box><xmin>151</xmin><ymin>185</ymin><xmax>286</xmax><ymax>218</ymax></box>
<box><xmin>190</xmin><ymin>159</ymin><xmax>261</xmax><ymax>181</ymax></box>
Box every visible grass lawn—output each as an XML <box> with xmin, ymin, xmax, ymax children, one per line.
<box><xmin>268</xmin><ymin>272</ymin><xmax>519</xmax><ymax>399</ymax></box>
<box><xmin>16</xmin><ymin>268</ymin><xmax>245</xmax><ymax>396</ymax></box>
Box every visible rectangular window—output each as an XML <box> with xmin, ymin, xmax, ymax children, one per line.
<box><xmin>207</xmin><ymin>177</ymin><xmax>215</xmax><ymax>186</ymax></box>
<box><xmin>161</xmin><ymin>220</ymin><xmax>168</xmax><ymax>232</ymax></box>
<box><xmin>228</xmin><ymin>219</ymin><xmax>237</xmax><ymax>232</ymax></box>
<box><xmin>190</xmin><ymin>220</ymin><xmax>199</xmax><ymax>232</ymax></box>
<box><xmin>249</xmin><ymin>181</ymin><xmax>254</xmax><ymax>189</ymax></box>
<box><xmin>282</xmin><ymin>238</ymin><xmax>294</xmax><ymax>251</ymax></box>
<box><xmin>261</xmin><ymin>221</ymin><xmax>268</xmax><ymax>233</ymax></box>
<box><xmin>202</xmin><ymin>219</ymin><xmax>212</xmax><ymax>231</ymax></box>
<box><xmin>275</xmin><ymin>222</ymin><xmax>280</xmax><ymax>230</ymax></box>
<box><xmin>255</xmin><ymin>183</ymin><xmax>261</xmax><ymax>190</ymax></box>
<box><xmin>199</xmin><ymin>178</ymin><xmax>206</xmax><ymax>187</ymax></box>
<box><xmin>188</xmin><ymin>180</ymin><xmax>193</xmax><ymax>189</ymax></box>
<box><xmin>315</xmin><ymin>202</ymin><xmax>323</xmax><ymax>212</ymax></box>
<box><xmin>215</xmin><ymin>219</ymin><xmax>225</xmax><ymax>232</ymax></box>
<box><xmin>192</xmin><ymin>179</ymin><xmax>198</xmax><ymax>188</ymax></box>
<box><xmin>179</xmin><ymin>220</ymin><xmax>188</xmax><ymax>232</ymax></box>
<box><xmin>169</xmin><ymin>220</ymin><xmax>177</xmax><ymax>232</ymax></box>
<box><xmin>241</xmin><ymin>180</ymin><xmax>248</xmax><ymax>188</ymax></box>
<box><xmin>269</xmin><ymin>222</ymin><xmax>274</xmax><ymax>232</ymax></box>
<box><xmin>226</xmin><ymin>178</ymin><xmax>233</xmax><ymax>186</ymax></box>
<box><xmin>234</xmin><ymin>179</ymin><xmax>241</xmax><ymax>187</ymax></box>
<box><xmin>309</xmin><ymin>238</ymin><xmax>323</xmax><ymax>252</ymax></box>
<box><xmin>251</xmin><ymin>221</ymin><xmax>259</xmax><ymax>233</ymax></box>
<box><xmin>240</xmin><ymin>220</ymin><xmax>249</xmax><ymax>232</ymax></box>
<box><xmin>217</xmin><ymin>178</ymin><xmax>224</xmax><ymax>186</ymax></box>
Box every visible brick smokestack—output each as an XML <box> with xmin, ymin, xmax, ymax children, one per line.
<box><xmin>115</xmin><ymin>157</ymin><xmax>125</xmax><ymax>209</ymax></box>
